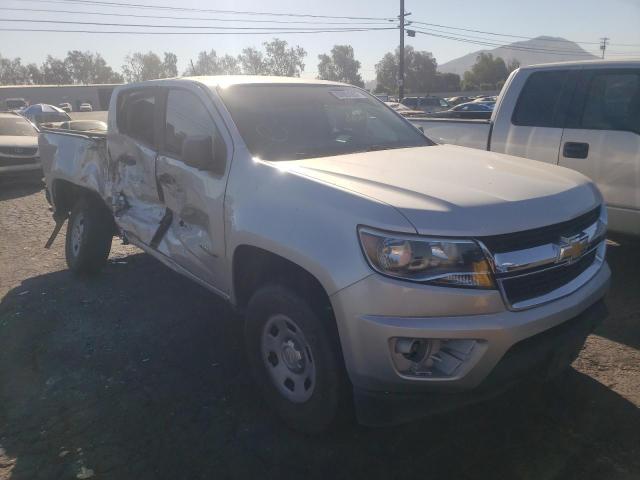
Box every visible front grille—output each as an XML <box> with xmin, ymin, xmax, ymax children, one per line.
<box><xmin>0</xmin><ymin>146</ymin><xmax>38</xmax><ymax>156</ymax></box>
<box><xmin>500</xmin><ymin>249</ymin><xmax>597</xmax><ymax>306</ymax></box>
<box><xmin>479</xmin><ymin>207</ymin><xmax>600</xmax><ymax>253</ymax></box>
<box><xmin>0</xmin><ymin>157</ymin><xmax>39</xmax><ymax>167</ymax></box>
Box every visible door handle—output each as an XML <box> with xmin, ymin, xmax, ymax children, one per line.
<box><xmin>563</xmin><ymin>142</ymin><xmax>589</xmax><ymax>159</ymax></box>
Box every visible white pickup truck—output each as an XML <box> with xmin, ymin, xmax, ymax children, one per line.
<box><xmin>40</xmin><ymin>76</ymin><xmax>609</xmax><ymax>432</ymax></box>
<box><xmin>413</xmin><ymin>60</ymin><xmax>640</xmax><ymax>237</ymax></box>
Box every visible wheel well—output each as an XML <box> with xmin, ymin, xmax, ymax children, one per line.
<box><xmin>51</xmin><ymin>180</ymin><xmax>102</xmax><ymax>217</ymax></box>
<box><xmin>50</xmin><ymin>180</ymin><xmax>116</xmax><ymax>233</ymax></box>
<box><xmin>232</xmin><ymin>245</ymin><xmax>331</xmax><ymax>314</ymax></box>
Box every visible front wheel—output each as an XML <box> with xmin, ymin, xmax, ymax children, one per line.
<box><xmin>244</xmin><ymin>284</ymin><xmax>350</xmax><ymax>433</ymax></box>
<box><xmin>65</xmin><ymin>196</ymin><xmax>113</xmax><ymax>274</ymax></box>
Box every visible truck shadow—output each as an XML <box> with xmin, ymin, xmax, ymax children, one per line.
<box><xmin>601</xmin><ymin>234</ymin><xmax>640</xmax><ymax>350</ymax></box>
<box><xmin>0</xmin><ymin>252</ymin><xmax>638</xmax><ymax>479</ymax></box>
<box><xmin>0</xmin><ymin>178</ymin><xmax>43</xmax><ymax>201</ymax></box>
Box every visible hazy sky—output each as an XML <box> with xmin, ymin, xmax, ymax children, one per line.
<box><xmin>1</xmin><ymin>0</ymin><xmax>639</xmax><ymax>80</ymax></box>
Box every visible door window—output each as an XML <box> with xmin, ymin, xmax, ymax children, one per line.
<box><xmin>164</xmin><ymin>89</ymin><xmax>217</xmax><ymax>162</ymax></box>
<box><xmin>580</xmin><ymin>71</ymin><xmax>640</xmax><ymax>134</ymax></box>
<box><xmin>512</xmin><ymin>71</ymin><xmax>570</xmax><ymax>127</ymax></box>
<box><xmin>117</xmin><ymin>89</ymin><xmax>158</xmax><ymax>147</ymax></box>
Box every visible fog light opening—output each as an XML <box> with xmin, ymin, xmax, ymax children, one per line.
<box><xmin>391</xmin><ymin>338</ymin><xmax>478</xmax><ymax>378</ymax></box>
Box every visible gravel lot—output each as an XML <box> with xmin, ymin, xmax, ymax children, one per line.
<box><xmin>0</xmin><ymin>179</ymin><xmax>639</xmax><ymax>480</ymax></box>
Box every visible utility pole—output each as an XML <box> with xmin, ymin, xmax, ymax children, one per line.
<box><xmin>398</xmin><ymin>0</ymin><xmax>411</xmax><ymax>100</ymax></box>
<box><xmin>600</xmin><ymin>37</ymin><xmax>609</xmax><ymax>59</ymax></box>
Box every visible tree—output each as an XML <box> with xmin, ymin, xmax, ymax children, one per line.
<box><xmin>461</xmin><ymin>53</ymin><xmax>509</xmax><ymax>90</ymax></box>
<box><xmin>41</xmin><ymin>55</ymin><xmax>72</xmax><ymax>85</ymax></box>
<box><xmin>238</xmin><ymin>47</ymin><xmax>265</xmax><ymax>75</ymax></box>
<box><xmin>317</xmin><ymin>45</ymin><xmax>364</xmax><ymax>87</ymax></box>
<box><xmin>235</xmin><ymin>39</ymin><xmax>305</xmax><ymax>76</ymax></box>
<box><xmin>507</xmin><ymin>59</ymin><xmax>520</xmax><ymax>73</ymax></box>
<box><xmin>263</xmin><ymin>38</ymin><xmax>306</xmax><ymax>77</ymax></box>
<box><xmin>26</xmin><ymin>63</ymin><xmax>44</xmax><ymax>85</ymax></box>
<box><xmin>122</xmin><ymin>51</ymin><xmax>178</xmax><ymax>82</ymax></box>
<box><xmin>185</xmin><ymin>50</ymin><xmax>240</xmax><ymax>75</ymax></box>
<box><xmin>374</xmin><ymin>46</ymin><xmax>438</xmax><ymax>94</ymax></box>
<box><xmin>432</xmin><ymin>72</ymin><xmax>461</xmax><ymax>92</ymax></box>
<box><xmin>0</xmin><ymin>55</ymin><xmax>30</xmax><ymax>85</ymax></box>
<box><xmin>65</xmin><ymin>51</ymin><xmax>122</xmax><ymax>84</ymax></box>
<box><xmin>162</xmin><ymin>52</ymin><xmax>178</xmax><ymax>78</ymax></box>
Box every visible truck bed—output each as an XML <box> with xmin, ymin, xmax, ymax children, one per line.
<box><xmin>38</xmin><ymin>128</ymin><xmax>111</xmax><ymax>202</ymax></box>
<box><xmin>410</xmin><ymin>117</ymin><xmax>491</xmax><ymax>150</ymax></box>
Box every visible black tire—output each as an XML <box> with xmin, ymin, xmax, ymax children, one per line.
<box><xmin>245</xmin><ymin>284</ymin><xmax>351</xmax><ymax>433</ymax></box>
<box><xmin>65</xmin><ymin>196</ymin><xmax>113</xmax><ymax>274</ymax></box>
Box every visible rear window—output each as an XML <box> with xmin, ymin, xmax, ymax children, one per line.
<box><xmin>580</xmin><ymin>70</ymin><xmax>640</xmax><ymax>134</ymax></box>
<box><xmin>512</xmin><ymin>71</ymin><xmax>570</xmax><ymax>127</ymax></box>
<box><xmin>117</xmin><ymin>89</ymin><xmax>157</xmax><ymax>147</ymax></box>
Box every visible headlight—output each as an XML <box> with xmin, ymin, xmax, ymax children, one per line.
<box><xmin>358</xmin><ymin>227</ymin><xmax>495</xmax><ymax>288</ymax></box>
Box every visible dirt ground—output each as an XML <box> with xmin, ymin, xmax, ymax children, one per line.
<box><xmin>0</xmin><ymin>179</ymin><xmax>638</xmax><ymax>480</ymax></box>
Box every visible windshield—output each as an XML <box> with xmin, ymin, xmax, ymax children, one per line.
<box><xmin>218</xmin><ymin>85</ymin><xmax>431</xmax><ymax>161</ymax></box>
<box><xmin>0</xmin><ymin>117</ymin><xmax>37</xmax><ymax>136</ymax></box>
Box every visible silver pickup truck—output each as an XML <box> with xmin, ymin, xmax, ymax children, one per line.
<box><xmin>413</xmin><ymin>60</ymin><xmax>640</xmax><ymax>237</ymax></box>
<box><xmin>40</xmin><ymin>76</ymin><xmax>610</xmax><ymax>432</ymax></box>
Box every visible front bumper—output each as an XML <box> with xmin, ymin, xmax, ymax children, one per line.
<box><xmin>354</xmin><ymin>298</ymin><xmax>607</xmax><ymax>426</ymax></box>
<box><xmin>330</xmin><ymin>261</ymin><xmax>610</xmax><ymax>396</ymax></box>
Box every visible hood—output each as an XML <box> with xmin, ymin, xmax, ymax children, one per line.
<box><xmin>0</xmin><ymin>135</ymin><xmax>38</xmax><ymax>149</ymax></box>
<box><xmin>276</xmin><ymin>144</ymin><xmax>601</xmax><ymax>237</ymax></box>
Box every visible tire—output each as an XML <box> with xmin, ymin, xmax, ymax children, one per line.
<box><xmin>245</xmin><ymin>284</ymin><xmax>351</xmax><ymax>433</ymax></box>
<box><xmin>65</xmin><ymin>196</ymin><xmax>113</xmax><ymax>274</ymax></box>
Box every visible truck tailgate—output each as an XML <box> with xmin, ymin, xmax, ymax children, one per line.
<box><xmin>410</xmin><ymin>118</ymin><xmax>491</xmax><ymax>150</ymax></box>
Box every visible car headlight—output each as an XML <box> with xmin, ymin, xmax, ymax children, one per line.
<box><xmin>358</xmin><ymin>227</ymin><xmax>495</xmax><ymax>289</ymax></box>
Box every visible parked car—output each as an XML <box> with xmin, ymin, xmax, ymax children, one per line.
<box><xmin>21</xmin><ymin>104</ymin><xmax>71</xmax><ymax>126</ymax></box>
<box><xmin>411</xmin><ymin>60</ymin><xmax>640</xmax><ymax>237</ymax></box>
<box><xmin>422</xmin><ymin>102</ymin><xmax>494</xmax><ymax>120</ymax></box>
<box><xmin>57</xmin><ymin>120</ymin><xmax>107</xmax><ymax>132</ymax></box>
<box><xmin>3</xmin><ymin>97</ymin><xmax>28</xmax><ymax>111</ymax></box>
<box><xmin>0</xmin><ymin>111</ymin><xmax>40</xmax><ymax>178</ymax></box>
<box><xmin>58</xmin><ymin>102</ymin><xmax>73</xmax><ymax>112</ymax></box>
<box><xmin>401</xmin><ymin>96</ymin><xmax>450</xmax><ymax>114</ymax></box>
<box><xmin>384</xmin><ymin>101</ymin><xmax>425</xmax><ymax>117</ymax></box>
<box><xmin>473</xmin><ymin>96</ymin><xmax>497</xmax><ymax>103</ymax></box>
<box><xmin>79</xmin><ymin>102</ymin><xmax>93</xmax><ymax>112</ymax></box>
<box><xmin>446</xmin><ymin>96</ymin><xmax>472</xmax><ymax>106</ymax></box>
<box><xmin>40</xmin><ymin>76</ymin><xmax>610</xmax><ymax>432</ymax></box>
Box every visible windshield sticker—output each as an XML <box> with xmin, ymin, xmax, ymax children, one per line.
<box><xmin>329</xmin><ymin>89</ymin><xmax>368</xmax><ymax>100</ymax></box>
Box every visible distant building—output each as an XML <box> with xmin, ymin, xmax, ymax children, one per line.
<box><xmin>0</xmin><ymin>84</ymin><xmax>122</xmax><ymax>111</ymax></box>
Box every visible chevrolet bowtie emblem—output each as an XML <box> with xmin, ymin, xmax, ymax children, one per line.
<box><xmin>557</xmin><ymin>233</ymin><xmax>589</xmax><ymax>263</ymax></box>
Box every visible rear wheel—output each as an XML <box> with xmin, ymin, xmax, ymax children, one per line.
<box><xmin>245</xmin><ymin>284</ymin><xmax>350</xmax><ymax>433</ymax></box>
<box><xmin>65</xmin><ymin>196</ymin><xmax>113</xmax><ymax>274</ymax></box>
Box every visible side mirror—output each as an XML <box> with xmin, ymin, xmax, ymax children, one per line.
<box><xmin>182</xmin><ymin>135</ymin><xmax>224</xmax><ymax>174</ymax></box>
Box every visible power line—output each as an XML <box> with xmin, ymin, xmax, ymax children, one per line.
<box><xmin>0</xmin><ymin>7</ymin><xmax>392</xmax><ymax>25</ymax></box>
<box><xmin>0</xmin><ymin>26</ymin><xmax>397</xmax><ymax>35</ymax></box>
<box><xmin>412</xmin><ymin>29</ymin><xmax>609</xmax><ymax>56</ymax></box>
<box><xmin>412</xmin><ymin>26</ymin><xmax>603</xmax><ymax>55</ymax></box>
<box><xmin>410</xmin><ymin>20</ymin><xmax>640</xmax><ymax>48</ymax></box>
<box><xmin>19</xmin><ymin>0</ymin><xmax>395</xmax><ymax>21</ymax></box>
<box><xmin>0</xmin><ymin>17</ymin><xmax>398</xmax><ymax>31</ymax></box>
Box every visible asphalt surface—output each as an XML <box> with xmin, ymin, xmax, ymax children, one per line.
<box><xmin>0</xmin><ymin>180</ymin><xmax>638</xmax><ymax>480</ymax></box>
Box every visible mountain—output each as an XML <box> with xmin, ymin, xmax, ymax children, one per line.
<box><xmin>438</xmin><ymin>36</ymin><xmax>598</xmax><ymax>76</ymax></box>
